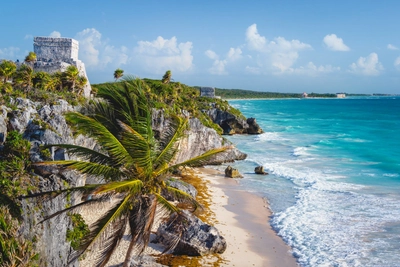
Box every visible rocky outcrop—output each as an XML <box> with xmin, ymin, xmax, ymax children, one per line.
<box><xmin>162</xmin><ymin>178</ymin><xmax>197</xmax><ymax>201</ymax></box>
<box><xmin>152</xmin><ymin>109</ymin><xmax>247</xmax><ymax>164</ymax></box>
<box><xmin>255</xmin><ymin>166</ymin><xmax>268</xmax><ymax>175</ymax></box>
<box><xmin>224</xmin><ymin>165</ymin><xmax>243</xmax><ymax>178</ymax></box>
<box><xmin>154</xmin><ymin>210</ymin><xmax>227</xmax><ymax>256</ymax></box>
<box><xmin>121</xmin><ymin>256</ymin><xmax>167</xmax><ymax>267</ymax></box>
<box><xmin>205</xmin><ymin>108</ymin><xmax>263</xmax><ymax>135</ymax></box>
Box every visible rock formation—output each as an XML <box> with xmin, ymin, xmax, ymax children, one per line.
<box><xmin>255</xmin><ymin>165</ymin><xmax>268</xmax><ymax>175</ymax></box>
<box><xmin>154</xmin><ymin>210</ymin><xmax>227</xmax><ymax>256</ymax></box>
<box><xmin>224</xmin><ymin>165</ymin><xmax>243</xmax><ymax>178</ymax></box>
<box><xmin>205</xmin><ymin>108</ymin><xmax>263</xmax><ymax>135</ymax></box>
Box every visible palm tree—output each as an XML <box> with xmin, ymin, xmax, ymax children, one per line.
<box><xmin>32</xmin><ymin>71</ymin><xmax>51</xmax><ymax>91</ymax></box>
<box><xmin>25</xmin><ymin>78</ymin><xmax>227</xmax><ymax>267</ymax></box>
<box><xmin>24</xmin><ymin>52</ymin><xmax>37</xmax><ymax>65</ymax></box>
<box><xmin>0</xmin><ymin>60</ymin><xmax>17</xmax><ymax>83</ymax></box>
<box><xmin>13</xmin><ymin>64</ymin><xmax>33</xmax><ymax>92</ymax></box>
<box><xmin>63</xmin><ymin>65</ymin><xmax>80</xmax><ymax>93</ymax></box>
<box><xmin>114</xmin><ymin>68</ymin><xmax>124</xmax><ymax>81</ymax></box>
<box><xmin>162</xmin><ymin>70</ymin><xmax>172</xmax><ymax>84</ymax></box>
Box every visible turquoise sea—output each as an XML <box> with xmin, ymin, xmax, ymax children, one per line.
<box><xmin>225</xmin><ymin>97</ymin><xmax>400</xmax><ymax>267</ymax></box>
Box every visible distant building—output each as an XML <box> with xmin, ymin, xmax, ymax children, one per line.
<box><xmin>302</xmin><ymin>92</ymin><xmax>308</xmax><ymax>98</ymax></box>
<box><xmin>33</xmin><ymin>36</ymin><xmax>91</xmax><ymax>97</ymax></box>
<box><xmin>336</xmin><ymin>93</ymin><xmax>346</xmax><ymax>98</ymax></box>
<box><xmin>200</xmin><ymin>87</ymin><xmax>215</xmax><ymax>98</ymax></box>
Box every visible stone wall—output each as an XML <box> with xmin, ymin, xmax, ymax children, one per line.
<box><xmin>34</xmin><ymin>37</ymin><xmax>78</xmax><ymax>62</ymax></box>
<box><xmin>200</xmin><ymin>87</ymin><xmax>215</xmax><ymax>98</ymax></box>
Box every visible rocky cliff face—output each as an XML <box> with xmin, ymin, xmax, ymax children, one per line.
<box><xmin>205</xmin><ymin>108</ymin><xmax>263</xmax><ymax>135</ymax></box>
<box><xmin>0</xmin><ymin>99</ymin><xmax>247</xmax><ymax>266</ymax></box>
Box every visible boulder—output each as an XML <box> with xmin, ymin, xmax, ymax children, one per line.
<box><xmin>254</xmin><ymin>166</ymin><xmax>268</xmax><ymax>175</ymax></box>
<box><xmin>162</xmin><ymin>178</ymin><xmax>198</xmax><ymax>201</ymax></box>
<box><xmin>246</xmin><ymin>118</ymin><xmax>263</xmax><ymax>134</ymax></box>
<box><xmin>224</xmin><ymin>165</ymin><xmax>243</xmax><ymax>178</ymax></box>
<box><xmin>155</xmin><ymin>210</ymin><xmax>227</xmax><ymax>256</ymax></box>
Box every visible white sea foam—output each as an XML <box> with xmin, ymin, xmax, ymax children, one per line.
<box><xmin>292</xmin><ymin>147</ymin><xmax>310</xmax><ymax>157</ymax></box>
<box><xmin>254</xmin><ymin>132</ymin><xmax>287</xmax><ymax>141</ymax></box>
<box><xmin>383</xmin><ymin>173</ymin><xmax>399</xmax><ymax>177</ymax></box>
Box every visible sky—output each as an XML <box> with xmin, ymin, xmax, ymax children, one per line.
<box><xmin>1</xmin><ymin>0</ymin><xmax>400</xmax><ymax>94</ymax></box>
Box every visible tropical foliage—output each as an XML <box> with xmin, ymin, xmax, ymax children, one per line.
<box><xmin>161</xmin><ymin>70</ymin><xmax>172</xmax><ymax>84</ymax></box>
<box><xmin>25</xmin><ymin>78</ymin><xmax>227</xmax><ymax>267</ymax></box>
<box><xmin>113</xmin><ymin>68</ymin><xmax>124</xmax><ymax>81</ymax></box>
<box><xmin>0</xmin><ymin>60</ymin><xmax>17</xmax><ymax>83</ymax></box>
<box><xmin>24</xmin><ymin>52</ymin><xmax>37</xmax><ymax>64</ymax></box>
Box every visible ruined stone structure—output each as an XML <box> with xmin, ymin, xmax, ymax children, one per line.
<box><xmin>33</xmin><ymin>37</ymin><xmax>91</xmax><ymax>97</ymax></box>
<box><xmin>200</xmin><ymin>87</ymin><xmax>215</xmax><ymax>98</ymax></box>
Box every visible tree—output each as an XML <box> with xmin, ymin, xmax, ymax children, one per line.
<box><xmin>113</xmin><ymin>68</ymin><xmax>124</xmax><ymax>81</ymax></box>
<box><xmin>0</xmin><ymin>60</ymin><xmax>17</xmax><ymax>83</ymax></box>
<box><xmin>32</xmin><ymin>71</ymin><xmax>51</xmax><ymax>91</ymax></box>
<box><xmin>25</xmin><ymin>78</ymin><xmax>227</xmax><ymax>267</ymax></box>
<box><xmin>13</xmin><ymin>64</ymin><xmax>33</xmax><ymax>92</ymax></box>
<box><xmin>24</xmin><ymin>52</ymin><xmax>37</xmax><ymax>64</ymax></box>
<box><xmin>162</xmin><ymin>70</ymin><xmax>172</xmax><ymax>84</ymax></box>
<box><xmin>63</xmin><ymin>65</ymin><xmax>80</xmax><ymax>93</ymax></box>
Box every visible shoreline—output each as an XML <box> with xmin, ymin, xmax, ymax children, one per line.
<box><xmin>195</xmin><ymin>167</ymin><xmax>298</xmax><ymax>267</ymax></box>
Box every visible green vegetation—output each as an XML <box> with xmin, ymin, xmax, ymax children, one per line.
<box><xmin>0</xmin><ymin>131</ymin><xmax>39</xmax><ymax>266</ymax></box>
<box><xmin>113</xmin><ymin>68</ymin><xmax>124</xmax><ymax>81</ymax></box>
<box><xmin>25</xmin><ymin>78</ymin><xmax>227</xmax><ymax>267</ymax></box>
<box><xmin>162</xmin><ymin>70</ymin><xmax>172</xmax><ymax>84</ymax></box>
<box><xmin>214</xmin><ymin>88</ymin><xmax>338</xmax><ymax>99</ymax></box>
<box><xmin>66</xmin><ymin>213</ymin><xmax>90</xmax><ymax>250</ymax></box>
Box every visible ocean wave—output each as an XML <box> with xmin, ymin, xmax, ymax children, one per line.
<box><xmin>383</xmin><ymin>173</ymin><xmax>400</xmax><ymax>177</ymax></box>
<box><xmin>272</xmin><ymin>187</ymin><xmax>400</xmax><ymax>267</ymax></box>
<box><xmin>292</xmin><ymin>147</ymin><xmax>310</xmax><ymax>157</ymax></box>
<box><xmin>254</xmin><ymin>132</ymin><xmax>288</xmax><ymax>141</ymax></box>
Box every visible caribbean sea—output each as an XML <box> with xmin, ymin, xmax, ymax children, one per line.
<box><xmin>225</xmin><ymin>97</ymin><xmax>400</xmax><ymax>267</ymax></box>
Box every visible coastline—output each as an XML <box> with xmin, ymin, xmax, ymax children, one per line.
<box><xmin>194</xmin><ymin>167</ymin><xmax>298</xmax><ymax>267</ymax></box>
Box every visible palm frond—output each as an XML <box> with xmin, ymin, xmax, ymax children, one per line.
<box><xmin>42</xmin><ymin>144</ymin><xmax>112</xmax><ymax>165</ymax></box>
<box><xmin>94</xmin><ymin>215</ymin><xmax>128</xmax><ymax>267</ymax></box>
<box><xmin>34</xmin><ymin>160</ymin><xmax>124</xmax><ymax>181</ymax></box>
<box><xmin>93</xmin><ymin>180</ymin><xmax>143</xmax><ymax>195</ymax></box>
<box><xmin>168</xmin><ymin>147</ymin><xmax>229</xmax><ymax>170</ymax></box>
<box><xmin>153</xmin><ymin>115</ymin><xmax>188</xmax><ymax>169</ymax></box>
<box><xmin>163</xmin><ymin>186</ymin><xmax>202</xmax><ymax>212</ymax></box>
<box><xmin>21</xmin><ymin>184</ymin><xmax>100</xmax><ymax>201</ymax></box>
<box><xmin>69</xmin><ymin>194</ymin><xmax>133</xmax><ymax>263</ymax></box>
<box><xmin>65</xmin><ymin>112</ymin><xmax>134</xmax><ymax>167</ymax></box>
<box><xmin>118</xmin><ymin>121</ymin><xmax>153</xmax><ymax>175</ymax></box>
<box><xmin>154</xmin><ymin>193</ymin><xmax>179</xmax><ymax>214</ymax></box>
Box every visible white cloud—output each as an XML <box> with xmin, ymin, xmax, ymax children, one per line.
<box><xmin>205</xmin><ymin>48</ymin><xmax>242</xmax><ymax>75</ymax></box>
<box><xmin>0</xmin><ymin>47</ymin><xmax>20</xmax><ymax>58</ymax></box>
<box><xmin>387</xmin><ymin>44</ymin><xmax>398</xmax><ymax>50</ymax></box>
<box><xmin>349</xmin><ymin>53</ymin><xmax>383</xmax><ymax>76</ymax></box>
<box><xmin>292</xmin><ymin>62</ymin><xmax>340</xmax><ymax>76</ymax></box>
<box><xmin>75</xmin><ymin>28</ymin><xmax>128</xmax><ymax>69</ymax></box>
<box><xmin>323</xmin><ymin>34</ymin><xmax>350</xmax><ymax>51</ymax></box>
<box><xmin>245</xmin><ymin>24</ymin><xmax>312</xmax><ymax>73</ymax></box>
<box><xmin>24</xmin><ymin>34</ymin><xmax>33</xmax><ymax>40</ymax></box>
<box><xmin>49</xmin><ymin>31</ymin><xmax>61</xmax><ymax>38</ymax></box>
<box><xmin>205</xmin><ymin>50</ymin><xmax>218</xmax><ymax>60</ymax></box>
<box><xmin>134</xmin><ymin>36</ymin><xmax>193</xmax><ymax>73</ymax></box>
<box><xmin>394</xmin><ymin>57</ymin><xmax>400</xmax><ymax>69</ymax></box>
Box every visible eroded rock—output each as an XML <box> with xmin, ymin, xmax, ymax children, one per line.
<box><xmin>224</xmin><ymin>165</ymin><xmax>243</xmax><ymax>178</ymax></box>
<box><xmin>155</xmin><ymin>210</ymin><xmax>227</xmax><ymax>256</ymax></box>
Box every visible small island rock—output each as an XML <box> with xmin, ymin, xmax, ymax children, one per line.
<box><xmin>255</xmin><ymin>166</ymin><xmax>268</xmax><ymax>175</ymax></box>
<box><xmin>224</xmin><ymin>165</ymin><xmax>243</xmax><ymax>178</ymax></box>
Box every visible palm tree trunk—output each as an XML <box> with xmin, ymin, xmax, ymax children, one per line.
<box><xmin>123</xmin><ymin>237</ymin><xmax>136</xmax><ymax>267</ymax></box>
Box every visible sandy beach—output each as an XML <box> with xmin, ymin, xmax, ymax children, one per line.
<box><xmin>194</xmin><ymin>167</ymin><xmax>298</xmax><ymax>267</ymax></box>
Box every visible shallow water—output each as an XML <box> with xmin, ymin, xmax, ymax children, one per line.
<box><xmin>226</xmin><ymin>97</ymin><xmax>400</xmax><ymax>267</ymax></box>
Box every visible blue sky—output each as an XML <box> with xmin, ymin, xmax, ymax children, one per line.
<box><xmin>1</xmin><ymin>0</ymin><xmax>400</xmax><ymax>94</ymax></box>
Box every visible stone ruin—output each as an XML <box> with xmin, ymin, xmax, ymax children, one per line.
<box><xmin>200</xmin><ymin>87</ymin><xmax>215</xmax><ymax>98</ymax></box>
<box><xmin>33</xmin><ymin>36</ymin><xmax>91</xmax><ymax>97</ymax></box>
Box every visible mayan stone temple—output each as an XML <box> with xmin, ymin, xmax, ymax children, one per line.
<box><xmin>33</xmin><ymin>36</ymin><xmax>91</xmax><ymax>97</ymax></box>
